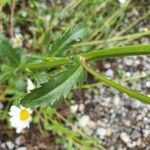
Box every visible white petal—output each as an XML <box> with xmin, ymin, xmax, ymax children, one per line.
<box><xmin>16</xmin><ymin>127</ymin><xmax>23</xmax><ymax>133</ymax></box>
<box><xmin>10</xmin><ymin>117</ymin><xmax>20</xmax><ymax>128</ymax></box>
<box><xmin>9</xmin><ymin>106</ymin><xmax>20</xmax><ymax>117</ymax></box>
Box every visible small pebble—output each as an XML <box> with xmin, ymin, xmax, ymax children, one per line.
<box><xmin>105</xmin><ymin>69</ymin><xmax>114</xmax><ymax>78</ymax></box>
<box><xmin>78</xmin><ymin>115</ymin><xmax>90</xmax><ymax>128</ymax></box>
<box><xmin>131</xmin><ymin>130</ymin><xmax>141</xmax><ymax>140</ymax></box>
<box><xmin>96</xmin><ymin>128</ymin><xmax>106</xmax><ymax>139</ymax></box>
<box><xmin>120</xmin><ymin>132</ymin><xmax>131</xmax><ymax>144</ymax></box>
<box><xmin>6</xmin><ymin>141</ymin><xmax>15</xmax><ymax>150</ymax></box>
<box><xmin>122</xmin><ymin>119</ymin><xmax>131</xmax><ymax>127</ymax></box>
<box><xmin>16</xmin><ymin>147</ymin><xmax>27</xmax><ymax>150</ymax></box>
<box><xmin>79</xmin><ymin>104</ymin><xmax>84</xmax><ymax>112</ymax></box>
<box><xmin>70</xmin><ymin>105</ymin><xmax>78</xmax><ymax>113</ymax></box>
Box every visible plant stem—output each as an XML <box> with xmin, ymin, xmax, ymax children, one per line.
<box><xmin>75</xmin><ymin>31</ymin><xmax>150</xmax><ymax>47</ymax></box>
<box><xmin>23</xmin><ymin>57</ymin><xmax>71</xmax><ymax>70</ymax></box>
<box><xmin>23</xmin><ymin>45</ymin><xmax>150</xmax><ymax>70</ymax></box>
<box><xmin>81</xmin><ymin>62</ymin><xmax>150</xmax><ymax>104</ymax></box>
<box><xmin>81</xmin><ymin>73</ymin><xmax>150</xmax><ymax>89</ymax></box>
<box><xmin>79</xmin><ymin>44</ymin><xmax>150</xmax><ymax>60</ymax></box>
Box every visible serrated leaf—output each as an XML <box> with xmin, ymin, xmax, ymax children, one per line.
<box><xmin>20</xmin><ymin>65</ymin><xmax>86</xmax><ymax>108</ymax></box>
<box><xmin>0</xmin><ymin>34</ymin><xmax>20</xmax><ymax>67</ymax></box>
<box><xmin>48</xmin><ymin>25</ymin><xmax>85</xmax><ymax>57</ymax></box>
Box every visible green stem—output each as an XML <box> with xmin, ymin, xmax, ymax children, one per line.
<box><xmin>75</xmin><ymin>31</ymin><xmax>150</xmax><ymax>47</ymax></box>
<box><xmin>22</xmin><ymin>44</ymin><xmax>150</xmax><ymax>70</ymax></box>
<box><xmin>21</xmin><ymin>57</ymin><xmax>71</xmax><ymax>70</ymax></box>
<box><xmin>81</xmin><ymin>62</ymin><xmax>150</xmax><ymax>104</ymax></box>
<box><xmin>79</xmin><ymin>44</ymin><xmax>150</xmax><ymax>60</ymax></box>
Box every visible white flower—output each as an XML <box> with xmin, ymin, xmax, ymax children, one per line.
<box><xmin>118</xmin><ymin>0</ymin><xmax>126</xmax><ymax>4</ymax></box>
<box><xmin>27</xmin><ymin>78</ymin><xmax>35</xmax><ymax>93</ymax></box>
<box><xmin>9</xmin><ymin>106</ymin><xmax>32</xmax><ymax>133</ymax></box>
<box><xmin>78</xmin><ymin>115</ymin><xmax>90</xmax><ymax>128</ymax></box>
<box><xmin>11</xmin><ymin>34</ymin><xmax>23</xmax><ymax>48</ymax></box>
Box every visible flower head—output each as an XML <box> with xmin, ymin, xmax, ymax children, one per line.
<box><xmin>9</xmin><ymin>105</ymin><xmax>32</xmax><ymax>133</ymax></box>
<box><xmin>11</xmin><ymin>34</ymin><xmax>23</xmax><ymax>48</ymax></box>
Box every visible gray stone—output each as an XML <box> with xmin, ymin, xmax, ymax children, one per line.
<box><xmin>6</xmin><ymin>141</ymin><xmax>15</xmax><ymax>149</ymax></box>
<box><xmin>131</xmin><ymin>130</ymin><xmax>141</xmax><ymax>140</ymax></box>
<box><xmin>15</xmin><ymin>136</ymin><xmax>25</xmax><ymax>146</ymax></box>
<box><xmin>1</xmin><ymin>143</ymin><xmax>6</xmax><ymax>149</ymax></box>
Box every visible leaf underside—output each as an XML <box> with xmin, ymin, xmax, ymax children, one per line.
<box><xmin>20</xmin><ymin>65</ymin><xmax>86</xmax><ymax>108</ymax></box>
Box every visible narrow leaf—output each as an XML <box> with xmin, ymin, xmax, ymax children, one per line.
<box><xmin>49</xmin><ymin>25</ymin><xmax>85</xmax><ymax>57</ymax></box>
<box><xmin>23</xmin><ymin>57</ymin><xmax>71</xmax><ymax>70</ymax></box>
<box><xmin>20</xmin><ymin>65</ymin><xmax>86</xmax><ymax>108</ymax></box>
<box><xmin>82</xmin><ymin>63</ymin><xmax>150</xmax><ymax>104</ymax></box>
<box><xmin>80</xmin><ymin>44</ymin><xmax>150</xmax><ymax>60</ymax></box>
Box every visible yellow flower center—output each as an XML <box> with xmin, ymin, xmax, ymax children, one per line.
<box><xmin>16</xmin><ymin>39</ymin><xmax>21</xmax><ymax>45</ymax></box>
<box><xmin>20</xmin><ymin>109</ymin><xmax>30</xmax><ymax>121</ymax></box>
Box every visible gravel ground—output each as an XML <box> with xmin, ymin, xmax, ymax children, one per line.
<box><xmin>1</xmin><ymin>56</ymin><xmax>149</xmax><ymax>150</ymax></box>
<box><xmin>71</xmin><ymin>55</ymin><xmax>150</xmax><ymax>150</ymax></box>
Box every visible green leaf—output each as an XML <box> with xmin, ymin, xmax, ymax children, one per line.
<box><xmin>82</xmin><ymin>63</ymin><xmax>150</xmax><ymax>104</ymax></box>
<box><xmin>23</xmin><ymin>57</ymin><xmax>71</xmax><ymax>70</ymax></box>
<box><xmin>48</xmin><ymin>25</ymin><xmax>85</xmax><ymax>57</ymax></box>
<box><xmin>20</xmin><ymin>65</ymin><xmax>86</xmax><ymax>108</ymax></box>
<box><xmin>80</xmin><ymin>44</ymin><xmax>150</xmax><ymax>60</ymax></box>
<box><xmin>0</xmin><ymin>34</ymin><xmax>20</xmax><ymax>67</ymax></box>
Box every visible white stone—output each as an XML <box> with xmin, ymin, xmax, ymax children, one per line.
<box><xmin>1</xmin><ymin>143</ymin><xmax>6</xmax><ymax>149</ymax></box>
<box><xmin>124</xmin><ymin>58</ymin><xmax>133</xmax><ymax>66</ymax></box>
<box><xmin>106</xmin><ymin>128</ymin><xmax>112</xmax><ymax>137</ymax></box>
<box><xmin>79</xmin><ymin>104</ymin><xmax>84</xmax><ymax>112</ymax></box>
<box><xmin>6</xmin><ymin>141</ymin><xmax>15</xmax><ymax>150</ymax></box>
<box><xmin>78</xmin><ymin>115</ymin><xmax>90</xmax><ymax>128</ymax></box>
<box><xmin>122</xmin><ymin>119</ymin><xmax>131</xmax><ymax>127</ymax></box>
<box><xmin>16</xmin><ymin>147</ymin><xmax>27</xmax><ymax>150</ymax></box>
<box><xmin>87</xmin><ymin>120</ymin><xmax>96</xmax><ymax>129</ymax></box>
<box><xmin>96</xmin><ymin>127</ymin><xmax>106</xmax><ymax>139</ymax></box>
<box><xmin>105</xmin><ymin>69</ymin><xmax>114</xmax><ymax>78</ymax></box>
<box><xmin>131</xmin><ymin>101</ymin><xmax>141</xmax><ymax>109</ymax></box>
<box><xmin>136</xmin><ymin>138</ymin><xmax>142</xmax><ymax>146</ymax></box>
<box><xmin>135</xmin><ymin>60</ymin><xmax>140</xmax><ymax>65</ymax></box>
<box><xmin>113</xmin><ymin>95</ymin><xmax>120</xmax><ymax>106</ymax></box>
<box><xmin>70</xmin><ymin>105</ymin><xmax>78</xmax><ymax>113</ymax></box>
<box><xmin>143</xmin><ymin>129</ymin><xmax>150</xmax><ymax>137</ymax></box>
<box><xmin>104</xmin><ymin>63</ymin><xmax>111</xmax><ymax>69</ymax></box>
<box><xmin>127</xmin><ymin>142</ymin><xmax>136</xmax><ymax>148</ymax></box>
<box><xmin>120</xmin><ymin>132</ymin><xmax>131</xmax><ymax>144</ymax></box>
